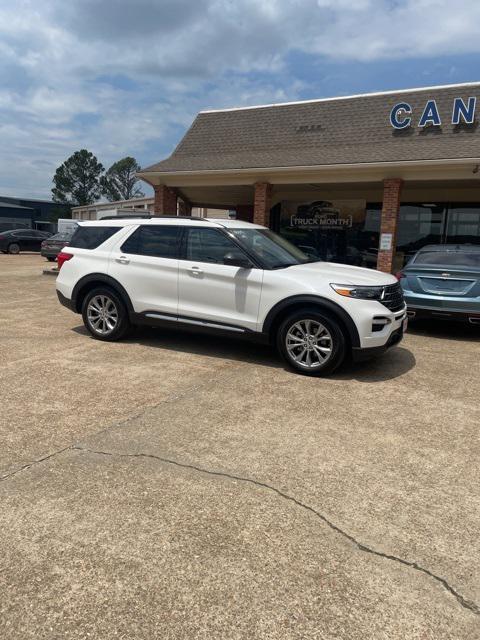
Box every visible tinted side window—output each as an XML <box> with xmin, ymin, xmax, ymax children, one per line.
<box><xmin>121</xmin><ymin>225</ymin><xmax>180</xmax><ymax>258</ymax></box>
<box><xmin>185</xmin><ymin>228</ymin><xmax>240</xmax><ymax>264</ymax></box>
<box><xmin>69</xmin><ymin>226</ymin><xmax>121</xmax><ymax>250</ymax></box>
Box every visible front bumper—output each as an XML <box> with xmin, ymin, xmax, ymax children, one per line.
<box><xmin>344</xmin><ymin>297</ymin><xmax>407</xmax><ymax>361</ymax></box>
<box><xmin>352</xmin><ymin>324</ymin><xmax>405</xmax><ymax>362</ymax></box>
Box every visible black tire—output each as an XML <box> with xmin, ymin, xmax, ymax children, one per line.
<box><xmin>276</xmin><ymin>308</ymin><xmax>347</xmax><ymax>376</ymax></box>
<box><xmin>47</xmin><ymin>257</ymin><xmax>56</xmax><ymax>262</ymax></box>
<box><xmin>81</xmin><ymin>287</ymin><xmax>131</xmax><ymax>342</ymax></box>
<box><xmin>8</xmin><ymin>243</ymin><xmax>20</xmax><ymax>255</ymax></box>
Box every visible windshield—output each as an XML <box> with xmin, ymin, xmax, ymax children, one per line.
<box><xmin>414</xmin><ymin>250</ymin><xmax>480</xmax><ymax>268</ymax></box>
<box><xmin>229</xmin><ymin>228</ymin><xmax>312</xmax><ymax>269</ymax></box>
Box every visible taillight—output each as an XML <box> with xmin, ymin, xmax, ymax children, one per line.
<box><xmin>395</xmin><ymin>271</ymin><xmax>404</xmax><ymax>280</ymax></box>
<box><xmin>57</xmin><ymin>251</ymin><xmax>73</xmax><ymax>270</ymax></box>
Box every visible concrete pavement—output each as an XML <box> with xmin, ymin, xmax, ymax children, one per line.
<box><xmin>1</xmin><ymin>255</ymin><xmax>479</xmax><ymax>639</ymax></box>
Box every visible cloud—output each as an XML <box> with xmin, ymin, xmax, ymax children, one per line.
<box><xmin>0</xmin><ymin>0</ymin><xmax>479</xmax><ymax>197</ymax></box>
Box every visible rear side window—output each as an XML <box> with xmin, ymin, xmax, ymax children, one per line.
<box><xmin>414</xmin><ymin>251</ymin><xmax>480</xmax><ymax>267</ymax></box>
<box><xmin>121</xmin><ymin>225</ymin><xmax>180</xmax><ymax>259</ymax></box>
<box><xmin>69</xmin><ymin>226</ymin><xmax>121</xmax><ymax>250</ymax></box>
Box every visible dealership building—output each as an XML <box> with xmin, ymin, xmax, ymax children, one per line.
<box><xmin>138</xmin><ymin>82</ymin><xmax>480</xmax><ymax>273</ymax></box>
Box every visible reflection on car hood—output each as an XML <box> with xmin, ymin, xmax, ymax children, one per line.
<box><xmin>287</xmin><ymin>261</ymin><xmax>397</xmax><ymax>286</ymax></box>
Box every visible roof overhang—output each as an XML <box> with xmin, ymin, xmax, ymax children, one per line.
<box><xmin>138</xmin><ymin>158</ymin><xmax>480</xmax><ymax>188</ymax></box>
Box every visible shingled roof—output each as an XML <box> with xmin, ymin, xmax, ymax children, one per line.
<box><xmin>141</xmin><ymin>83</ymin><xmax>480</xmax><ymax>175</ymax></box>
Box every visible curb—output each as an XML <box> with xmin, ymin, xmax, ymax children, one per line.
<box><xmin>42</xmin><ymin>269</ymin><xmax>58</xmax><ymax>277</ymax></box>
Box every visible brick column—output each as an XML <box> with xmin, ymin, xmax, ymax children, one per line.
<box><xmin>377</xmin><ymin>178</ymin><xmax>403</xmax><ymax>273</ymax></box>
<box><xmin>253</xmin><ymin>182</ymin><xmax>272</xmax><ymax>226</ymax></box>
<box><xmin>153</xmin><ymin>185</ymin><xmax>177</xmax><ymax>216</ymax></box>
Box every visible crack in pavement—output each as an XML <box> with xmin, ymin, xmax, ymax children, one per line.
<box><xmin>2</xmin><ymin>356</ymin><xmax>478</xmax><ymax>618</ymax></box>
<box><xmin>70</xmin><ymin>445</ymin><xmax>480</xmax><ymax>617</ymax></box>
<box><xmin>0</xmin><ymin>365</ymin><xmax>241</xmax><ymax>482</ymax></box>
<box><xmin>0</xmin><ymin>446</ymin><xmax>74</xmax><ymax>482</ymax></box>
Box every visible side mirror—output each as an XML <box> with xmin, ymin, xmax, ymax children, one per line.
<box><xmin>223</xmin><ymin>250</ymin><xmax>252</xmax><ymax>269</ymax></box>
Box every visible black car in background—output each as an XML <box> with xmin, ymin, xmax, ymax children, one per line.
<box><xmin>0</xmin><ymin>229</ymin><xmax>52</xmax><ymax>254</ymax></box>
<box><xmin>41</xmin><ymin>231</ymin><xmax>74</xmax><ymax>261</ymax></box>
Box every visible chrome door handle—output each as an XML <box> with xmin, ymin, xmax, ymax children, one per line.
<box><xmin>190</xmin><ymin>266</ymin><xmax>203</xmax><ymax>276</ymax></box>
<box><xmin>116</xmin><ymin>256</ymin><xmax>129</xmax><ymax>264</ymax></box>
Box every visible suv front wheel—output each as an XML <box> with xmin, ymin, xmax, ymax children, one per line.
<box><xmin>82</xmin><ymin>287</ymin><xmax>131</xmax><ymax>341</ymax></box>
<box><xmin>277</xmin><ymin>309</ymin><xmax>346</xmax><ymax>376</ymax></box>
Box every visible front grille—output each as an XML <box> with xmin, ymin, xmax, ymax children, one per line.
<box><xmin>381</xmin><ymin>282</ymin><xmax>405</xmax><ymax>312</ymax></box>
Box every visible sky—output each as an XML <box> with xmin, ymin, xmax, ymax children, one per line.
<box><xmin>1</xmin><ymin>0</ymin><xmax>480</xmax><ymax>200</ymax></box>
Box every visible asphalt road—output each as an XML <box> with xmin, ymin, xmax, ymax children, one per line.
<box><xmin>1</xmin><ymin>254</ymin><xmax>479</xmax><ymax>639</ymax></box>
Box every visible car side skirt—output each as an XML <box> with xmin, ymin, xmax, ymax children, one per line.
<box><xmin>131</xmin><ymin>311</ymin><xmax>271</xmax><ymax>343</ymax></box>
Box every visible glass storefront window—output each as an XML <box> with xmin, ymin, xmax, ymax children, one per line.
<box><xmin>395</xmin><ymin>203</ymin><xmax>480</xmax><ymax>266</ymax></box>
<box><xmin>276</xmin><ymin>199</ymin><xmax>380</xmax><ymax>267</ymax></box>
<box><xmin>446</xmin><ymin>204</ymin><xmax>480</xmax><ymax>244</ymax></box>
<box><xmin>395</xmin><ymin>203</ymin><xmax>446</xmax><ymax>265</ymax></box>
<box><xmin>275</xmin><ymin>199</ymin><xmax>480</xmax><ymax>268</ymax></box>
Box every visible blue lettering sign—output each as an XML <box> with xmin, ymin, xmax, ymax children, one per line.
<box><xmin>418</xmin><ymin>100</ymin><xmax>441</xmax><ymax>127</ymax></box>
<box><xmin>452</xmin><ymin>97</ymin><xmax>476</xmax><ymax>125</ymax></box>
<box><xmin>390</xmin><ymin>103</ymin><xmax>412</xmax><ymax>129</ymax></box>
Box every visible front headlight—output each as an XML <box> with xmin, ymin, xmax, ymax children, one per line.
<box><xmin>330</xmin><ymin>283</ymin><xmax>385</xmax><ymax>300</ymax></box>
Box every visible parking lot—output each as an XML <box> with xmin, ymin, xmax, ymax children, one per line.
<box><xmin>1</xmin><ymin>254</ymin><xmax>479</xmax><ymax>639</ymax></box>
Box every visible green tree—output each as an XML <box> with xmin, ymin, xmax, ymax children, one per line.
<box><xmin>49</xmin><ymin>204</ymin><xmax>72</xmax><ymax>224</ymax></box>
<box><xmin>52</xmin><ymin>149</ymin><xmax>104</xmax><ymax>206</ymax></box>
<box><xmin>100</xmin><ymin>156</ymin><xmax>145</xmax><ymax>202</ymax></box>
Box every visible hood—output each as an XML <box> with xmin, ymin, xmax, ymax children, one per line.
<box><xmin>286</xmin><ymin>261</ymin><xmax>397</xmax><ymax>286</ymax></box>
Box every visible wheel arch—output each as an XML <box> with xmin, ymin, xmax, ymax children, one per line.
<box><xmin>72</xmin><ymin>274</ymin><xmax>134</xmax><ymax>314</ymax></box>
<box><xmin>262</xmin><ymin>295</ymin><xmax>360</xmax><ymax>348</ymax></box>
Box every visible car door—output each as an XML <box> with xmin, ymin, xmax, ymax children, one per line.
<box><xmin>108</xmin><ymin>223</ymin><xmax>180</xmax><ymax>317</ymax></box>
<box><xmin>177</xmin><ymin>227</ymin><xmax>263</xmax><ymax>331</ymax></box>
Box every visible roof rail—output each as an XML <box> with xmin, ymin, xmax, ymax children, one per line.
<box><xmin>152</xmin><ymin>215</ymin><xmax>210</xmax><ymax>221</ymax></box>
<box><xmin>99</xmin><ymin>214</ymin><xmax>211</xmax><ymax>221</ymax></box>
<box><xmin>99</xmin><ymin>214</ymin><xmax>153</xmax><ymax>220</ymax></box>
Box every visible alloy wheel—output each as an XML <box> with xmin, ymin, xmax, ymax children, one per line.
<box><xmin>87</xmin><ymin>295</ymin><xmax>119</xmax><ymax>336</ymax></box>
<box><xmin>285</xmin><ymin>319</ymin><xmax>333</xmax><ymax>369</ymax></box>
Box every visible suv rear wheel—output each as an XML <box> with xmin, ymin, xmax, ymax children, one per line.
<box><xmin>277</xmin><ymin>308</ymin><xmax>346</xmax><ymax>376</ymax></box>
<box><xmin>82</xmin><ymin>287</ymin><xmax>131</xmax><ymax>341</ymax></box>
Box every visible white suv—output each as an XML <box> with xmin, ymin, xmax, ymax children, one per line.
<box><xmin>55</xmin><ymin>217</ymin><xmax>407</xmax><ymax>376</ymax></box>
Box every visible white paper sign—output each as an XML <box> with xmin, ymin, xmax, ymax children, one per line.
<box><xmin>380</xmin><ymin>233</ymin><xmax>393</xmax><ymax>251</ymax></box>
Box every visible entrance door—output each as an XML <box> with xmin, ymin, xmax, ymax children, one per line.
<box><xmin>178</xmin><ymin>227</ymin><xmax>263</xmax><ymax>331</ymax></box>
